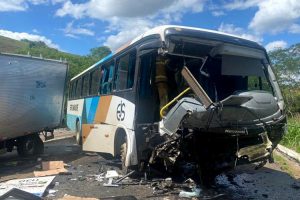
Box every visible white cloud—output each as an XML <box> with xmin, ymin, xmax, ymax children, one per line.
<box><xmin>265</xmin><ymin>40</ymin><xmax>288</xmax><ymax>52</ymax></box>
<box><xmin>224</xmin><ymin>0</ymin><xmax>260</xmax><ymax>10</ymax></box>
<box><xmin>103</xmin><ymin>19</ymin><xmax>152</xmax><ymax>51</ymax></box>
<box><xmin>32</xmin><ymin>29</ymin><xmax>39</xmax><ymax>33</ymax></box>
<box><xmin>63</xmin><ymin>21</ymin><xmax>95</xmax><ymax>38</ymax></box>
<box><xmin>56</xmin><ymin>0</ymin><xmax>175</xmax><ymax>19</ymax></box>
<box><xmin>249</xmin><ymin>0</ymin><xmax>300</xmax><ymax>34</ymax></box>
<box><xmin>0</xmin><ymin>29</ymin><xmax>59</xmax><ymax>49</ymax></box>
<box><xmin>212</xmin><ymin>10</ymin><xmax>225</xmax><ymax>17</ymax></box>
<box><xmin>218</xmin><ymin>23</ymin><xmax>262</xmax><ymax>43</ymax></box>
<box><xmin>0</xmin><ymin>0</ymin><xmax>52</xmax><ymax>12</ymax></box>
<box><xmin>51</xmin><ymin>0</ymin><xmax>67</xmax><ymax>4</ymax></box>
<box><xmin>56</xmin><ymin>0</ymin><xmax>206</xmax><ymax>51</ymax></box>
<box><xmin>0</xmin><ymin>0</ymin><xmax>27</xmax><ymax>12</ymax></box>
<box><xmin>28</xmin><ymin>0</ymin><xmax>48</xmax><ymax>5</ymax></box>
<box><xmin>289</xmin><ymin>23</ymin><xmax>300</xmax><ymax>34</ymax></box>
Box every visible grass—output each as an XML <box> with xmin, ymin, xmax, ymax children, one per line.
<box><xmin>280</xmin><ymin>114</ymin><xmax>300</xmax><ymax>153</ymax></box>
<box><xmin>273</xmin><ymin>153</ymin><xmax>294</xmax><ymax>176</ymax></box>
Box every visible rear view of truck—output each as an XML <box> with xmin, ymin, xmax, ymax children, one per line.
<box><xmin>0</xmin><ymin>53</ymin><xmax>68</xmax><ymax>156</ymax></box>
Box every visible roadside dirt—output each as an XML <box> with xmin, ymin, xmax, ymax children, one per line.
<box><xmin>0</xmin><ymin>130</ymin><xmax>299</xmax><ymax>200</ymax></box>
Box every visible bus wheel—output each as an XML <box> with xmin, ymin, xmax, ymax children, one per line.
<box><xmin>120</xmin><ymin>140</ymin><xmax>128</xmax><ymax>174</ymax></box>
<box><xmin>17</xmin><ymin>134</ymin><xmax>44</xmax><ymax>156</ymax></box>
<box><xmin>76</xmin><ymin>121</ymin><xmax>82</xmax><ymax>145</ymax></box>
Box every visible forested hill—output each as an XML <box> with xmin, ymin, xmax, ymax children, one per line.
<box><xmin>0</xmin><ymin>36</ymin><xmax>111</xmax><ymax>78</ymax></box>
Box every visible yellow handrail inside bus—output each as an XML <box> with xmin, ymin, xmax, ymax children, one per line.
<box><xmin>160</xmin><ymin>87</ymin><xmax>191</xmax><ymax>118</ymax></box>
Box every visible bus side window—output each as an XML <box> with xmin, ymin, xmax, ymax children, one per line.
<box><xmin>90</xmin><ymin>68</ymin><xmax>101</xmax><ymax>95</ymax></box>
<box><xmin>128</xmin><ymin>51</ymin><xmax>136</xmax><ymax>88</ymax></box>
<box><xmin>115</xmin><ymin>51</ymin><xmax>136</xmax><ymax>91</ymax></box>
<box><xmin>101</xmin><ymin>62</ymin><xmax>114</xmax><ymax>94</ymax></box>
<box><xmin>75</xmin><ymin>78</ymin><xmax>82</xmax><ymax>98</ymax></box>
<box><xmin>82</xmin><ymin>74</ymin><xmax>89</xmax><ymax>97</ymax></box>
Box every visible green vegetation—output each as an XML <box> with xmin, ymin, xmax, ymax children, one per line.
<box><xmin>280</xmin><ymin>115</ymin><xmax>300</xmax><ymax>153</ymax></box>
<box><xmin>269</xmin><ymin>44</ymin><xmax>300</xmax><ymax>153</ymax></box>
<box><xmin>0</xmin><ymin>36</ymin><xmax>111</xmax><ymax>79</ymax></box>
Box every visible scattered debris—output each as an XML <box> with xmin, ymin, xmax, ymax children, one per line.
<box><xmin>179</xmin><ymin>187</ymin><xmax>201</xmax><ymax>198</ymax></box>
<box><xmin>103</xmin><ymin>178</ymin><xmax>118</xmax><ymax>187</ymax></box>
<box><xmin>0</xmin><ymin>176</ymin><xmax>55</xmax><ymax>197</ymax></box>
<box><xmin>105</xmin><ymin>170</ymin><xmax>119</xmax><ymax>179</ymax></box>
<box><xmin>34</xmin><ymin>161</ymin><xmax>68</xmax><ymax>177</ymax></box>
<box><xmin>114</xmin><ymin>171</ymin><xmax>135</xmax><ymax>184</ymax></box>
<box><xmin>58</xmin><ymin>194</ymin><xmax>99</xmax><ymax>200</ymax></box>
<box><xmin>0</xmin><ymin>188</ymin><xmax>42</xmax><ymax>200</ymax></box>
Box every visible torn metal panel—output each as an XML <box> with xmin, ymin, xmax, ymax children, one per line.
<box><xmin>159</xmin><ymin>97</ymin><xmax>205</xmax><ymax>136</ymax></box>
<box><xmin>237</xmin><ymin>132</ymin><xmax>273</xmax><ymax>162</ymax></box>
<box><xmin>181</xmin><ymin>66</ymin><xmax>213</xmax><ymax>108</ymax></box>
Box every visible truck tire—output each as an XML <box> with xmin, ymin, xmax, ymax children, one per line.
<box><xmin>17</xmin><ymin>134</ymin><xmax>44</xmax><ymax>156</ymax></box>
<box><xmin>76</xmin><ymin>121</ymin><xmax>82</xmax><ymax>145</ymax></box>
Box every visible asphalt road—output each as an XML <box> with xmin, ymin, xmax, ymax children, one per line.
<box><xmin>0</xmin><ymin>130</ymin><xmax>299</xmax><ymax>200</ymax></box>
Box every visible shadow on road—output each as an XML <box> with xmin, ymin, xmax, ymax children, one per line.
<box><xmin>216</xmin><ymin>163</ymin><xmax>300</xmax><ymax>200</ymax></box>
<box><xmin>0</xmin><ymin>137</ymin><xmax>83</xmax><ymax>181</ymax></box>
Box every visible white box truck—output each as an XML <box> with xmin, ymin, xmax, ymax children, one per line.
<box><xmin>0</xmin><ymin>53</ymin><xmax>68</xmax><ymax>156</ymax></box>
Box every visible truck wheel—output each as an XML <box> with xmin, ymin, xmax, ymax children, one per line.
<box><xmin>17</xmin><ymin>134</ymin><xmax>44</xmax><ymax>156</ymax></box>
<box><xmin>76</xmin><ymin>121</ymin><xmax>82</xmax><ymax>145</ymax></box>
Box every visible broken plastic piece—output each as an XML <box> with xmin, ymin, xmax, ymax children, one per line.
<box><xmin>105</xmin><ymin>170</ymin><xmax>119</xmax><ymax>178</ymax></box>
<box><xmin>179</xmin><ymin>187</ymin><xmax>201</xmax><ymax>198</ymax></box>
<box><xmin>103</xmin><ymin>178</ymin><xmax>119</xmax><ymax>187</ymax></box>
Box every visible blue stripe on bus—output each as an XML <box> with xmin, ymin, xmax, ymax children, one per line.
<box><xmin>85</xmin><ymin>97</ymin><xmax>100</xmax><ymax>124</ymax></box>
<box><xmin>94</xmin><ymin>53</ymin><xmax>113</xmax><ymax>67</ymax></box>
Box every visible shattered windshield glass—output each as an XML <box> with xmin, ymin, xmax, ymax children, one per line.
<box><xmin>167</xmin><ymin>39</ymin><xmax>274</xmax><ymax>102</ymax></box>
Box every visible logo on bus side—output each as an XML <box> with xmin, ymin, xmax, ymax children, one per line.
<box><xmin>116</xmin><ymin>101</ymin><xmax>125</xmax><ymax>121</ymax></box>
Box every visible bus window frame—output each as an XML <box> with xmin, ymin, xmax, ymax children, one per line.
<box><xmin>82</xmin><ymin>73</ymin><xmax>90</xmax><ymax>97</ymax></box>
<box><xmin>88</xmin><ymin>66</ymin><xmax>102</xmax><ymax>97</ymax></box>
<box><xmin>113</xmin><ymin>49</ymin><xmax>137</xmax><ymax>93</ymax></box>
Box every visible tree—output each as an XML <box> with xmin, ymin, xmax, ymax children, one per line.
<box><xmin>269</xmin><ymin>44</ymin><xmax>300</xmax><ymax>87</ymax></box>
<box><xmin>269</xmin><ymin>44</ymin><xmax>300</xmax><ymax>115</ymax></box>
<box><xmin>88</xmin><ymin>46</ymin><xmax>111</xmax><ymax>62</ymax></box>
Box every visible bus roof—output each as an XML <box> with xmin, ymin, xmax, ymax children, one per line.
<box><xmin>71</xmin><ymin>25</ymin><xmax>263</xmax><ymax>81</ymax></box>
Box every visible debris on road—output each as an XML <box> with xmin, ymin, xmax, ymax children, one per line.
<box><xmin>0</xmin><ymin>188</ymin><xmax>42</xmax><ymax>200</ymax></box>
<box><xmin>105</xmin><ymin>170</ymin><xmax>119</xmax><ymax>178</ymax></box>
<box><xmin>114</xmin><ymin>171</ymin><xmax>135</xmax><ymax>184</ymax></box>
<box><xmin>58</xmin><ymin>194</ymin><xmax>99</xmax><ymax>200</ymax></box>
<box><xmin>34</xmin><ymin>161</ymin><xmax>68</xmax><ymax>177</ymax></box>
<box><xmin>0</xmin><ymin>176</ymin><xmax>55</xmax><ymax>197</ymax></box>
<box><xmin>178</xmin><ymin>187</ymin><xmax>201</xmax><ymax>198</ymax></box>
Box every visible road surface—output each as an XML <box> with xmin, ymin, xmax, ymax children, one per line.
<box><xmin>0</xmin><ymin>129</ymin><xmax>299</xmax><ymax>200</ymax></box>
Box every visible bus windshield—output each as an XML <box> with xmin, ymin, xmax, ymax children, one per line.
<box><xmin>164</xmin><ymin>39</ymin><xmax>274</xmax><ymax>102</ymax></box>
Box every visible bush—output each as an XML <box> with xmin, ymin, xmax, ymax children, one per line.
<box><xmin>280</xmin><ymin>114</ymin><xmax>300</xmax><ymax>153</ymax></box>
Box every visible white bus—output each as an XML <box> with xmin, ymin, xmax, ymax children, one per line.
<box><xmin>67</xmin><ymin>25</ymin><xmax>286</xmax><ymax>182</ymax></box>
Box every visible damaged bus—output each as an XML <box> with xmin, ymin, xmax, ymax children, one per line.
<box><xmin>67</xmin><ymin>25</ymin><xmax>287</xmax><ymax>183</ymax></box>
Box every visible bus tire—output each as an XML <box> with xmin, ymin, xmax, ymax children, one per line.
<box><xmin>17</xmin><ymin>134</ymin><xmax>44</xmax><ymax>156</ymax></box>
<box><xmin>76</xmin><ymin>120</ymin><xmax>82</xmax><ymax>145</ymax></box>
<box><xmin>120</xmin><ymin>140</ymin><xmax>128</xmax><ymax>174</ymax></box>
<box><xmin>115</xmin><ymin>129</ymin><xmax>128</xmax><ymax>174</ymax></box>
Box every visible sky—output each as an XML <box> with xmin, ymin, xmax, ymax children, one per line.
<box><xmin>0</xmin><ymin>0</ymin><xmax>299</xmax><ymax>55</ymax></box>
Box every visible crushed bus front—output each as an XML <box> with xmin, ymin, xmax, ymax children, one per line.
<box><xmin>137</xmin><ymin>27</ymin><xmax>287</xmax><ymax>183</ymax></box>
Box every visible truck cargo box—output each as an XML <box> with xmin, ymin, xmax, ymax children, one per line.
<box><xmin>0</xmin><ymin>53</ymin><xmax>68</xmax><ymax>141</ymax></box>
